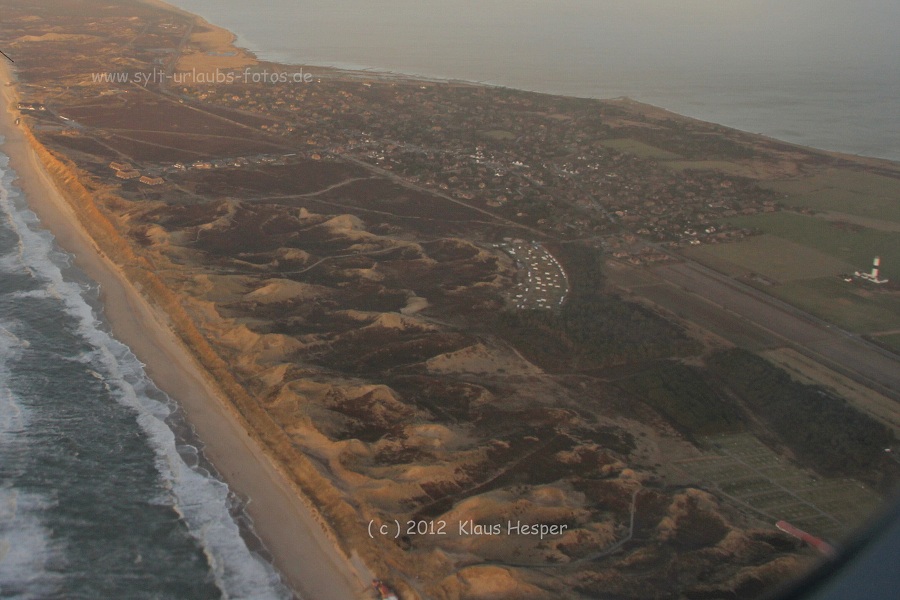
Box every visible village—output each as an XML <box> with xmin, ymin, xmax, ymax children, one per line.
<box><xmin>13</xmin><ymin>37</ymin><xmax>786</xmax><ymax>262</ymax></box>
<box><xmin>182</xmin><ymin>75</ymin><xmax>783</xmax><ymax>246</ymax></box>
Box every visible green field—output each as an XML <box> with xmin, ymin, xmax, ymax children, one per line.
<box><xmin>685</xmin><ymin>235</ymin><xmax>854</xmax><ymax>282</ymax></box>
<box><xmin>760</xmin><ymin>169</ymin><xmax>900</xmax><ymax>223</ymax></box>
<box><xmin>481</xmin><ymin>129</ymin><xmax>516</xmax><ymax>141</ymax></box>
<box><xmin>662</xmin><ymin>160</ymin><xmax>759</xmax><ymax>177</ymax></box>
<box><xmin>599</xmin><ymin>138</ymin><xmax>682</xmax><ymax>160</ymax></box>
<box><xmin>874</xmin><ymin>333</ymin><xmax>900</xmax><ymax>353</ymax></box>
<box><xmin>698</xmin><ymin>211</ymin><xmax>900</xmax><ymax>333</ymax></box>
<box><xmin>769</xmin><ymin>277</ymin><xmax>900</xmax><ymax>333</ymax></box>
<box><xmin>728</xmin><ymin>212</ymin><xmax>900</xmax><ymax>280</ymax></box>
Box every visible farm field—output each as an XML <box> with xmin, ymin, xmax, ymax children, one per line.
<box><xmin>684</xmin><ymin>234</ymin><xmax>853</xmax><ymax>282</ymax></box>
<box><xmin>759</xmin><ymin>168</ymin><xmax>900</xmax><ymax>223</ymax></box>
<box><xmin>598</xmin><ymin>138</ymin><xmax>682</xmax><ymax>160</ymax></box>
<box><xmin>728</xmin><ymin>212</ymin><xmax>900</xmax><ymax>281</ymax></box>
<box><xmin>675</xmin><ymin>434</ymin><xmax>882</xmax><ymax>541</ymax></box>
<box><xmin>682</xmin><ymin>213</ymin><xmax>900</xmax><ymax>335</ymax></box>
<box><xmin>662</xmin><ymin>159</ymin><xmax>762</xmax><ymax>178</ymax></box>
<box><xmin>767</xmin><ymin>277</ymin><xmax>900</xmax><ymax>333</ymax></box>
<box><xmin>873</xmin><ymin>333</ymin><xmax>900</xmax><ymax>354</ymax></box>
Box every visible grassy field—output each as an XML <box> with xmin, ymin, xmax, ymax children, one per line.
<box><xmin>662</xmin><ymin>160</ymin><xmax>760</xmax><ymax>177</ymax></box>
<box><xmin>481</xmin><ymin>129</ymin><xmax>516</xmax><ymax>141</ymax></box>
<box><xmin>873</xmin><ymin>333</ymin><xmax>900</xmax><ymax>353</ymax></box>
<box><xmin>675</xmin><ymin>433</ymin><xmax>881</xmax><ymax>540</ymax></box>
<box><xmin>691</xmin><ymin>211</ymin><xmax>900</xmax><ymax>334</ymax></box>
<box><xmin>684</xmin><ymin>235</ymin><xmax>854</xmax><ymax>282</ymax></box>
<box><xmin>769</xmin><ymin>277</ymin><xmax>900</xmax><ymax>333</ymax></box>
<box><xmin>728</xmin><ymin>212</ymin><xmax>900</xmax><ymax>280</ymax></box>
<box><xmin>760</xmin><ymin>169</ymin><xmax>900</xmax><ymax>223</ymax></box>
<box><xmin>599</xmin><ymin>138</ymin><xmax>682</xmax><ymax>160</ymax></box>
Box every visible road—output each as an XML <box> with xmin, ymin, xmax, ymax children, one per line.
<box><xmin>612</xmin><ymin>259</ymin><xmax>900</xmax><ymax>402</ymax></box>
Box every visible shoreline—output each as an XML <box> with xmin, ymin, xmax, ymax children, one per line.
<box><xmin>0</xmin><ymin>60</ymin><xmax>369</xmax><ymax>600</ymax></box>
<box><xmin>146</xmin><ymin>0</ymin><xmax>899</xmax><ymax>166</ymax></box>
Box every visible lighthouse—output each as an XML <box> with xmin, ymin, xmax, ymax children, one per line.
<box><xmin>855</xmin><ymin>256</ymin><xmax>889</xmax><ymax>284</ymax></box>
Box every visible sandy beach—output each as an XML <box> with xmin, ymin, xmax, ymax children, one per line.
<box><xmin>0</xmin><ymin>60</ymin><xmax>369</xmax><ymax>600</ymax></box>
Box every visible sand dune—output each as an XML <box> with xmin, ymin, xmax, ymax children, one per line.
<box><xmin>0</xmin><ymin>60</ymin><xmax>369</xmax><ymax>600</ymax></box>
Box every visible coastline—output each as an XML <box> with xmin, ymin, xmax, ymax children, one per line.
<box><xmin>148</xmin><ymin>0</ymin><xmax>899</xmax><ymax>167</ymax></box>
<box><xmin>0</xmin><ymin>60</ymin><xmax>369</xmax><ymax>600</ymax></box>
<box><xmin>157</xmin><ymin>0</ymin><xmax>899</xmax><ymax>163</ymax></box>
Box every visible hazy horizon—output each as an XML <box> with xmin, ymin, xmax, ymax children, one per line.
<box><xmin>170</xmin><ymin>0</ymin><xmax>900</xmax><ymax>73</ymax></box>
<box><xmin>166</xmin><ymin>0</ymin><xmax>900</xmax><ymax>160</ymax></box>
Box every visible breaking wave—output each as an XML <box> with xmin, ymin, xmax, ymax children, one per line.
<box><xmin>0</xmin><ymin>152</ymin><xmax>291</xmax><ymax>599</ymax></box>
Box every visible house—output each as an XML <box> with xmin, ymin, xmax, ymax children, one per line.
<box><xmin>139</xmin><ymin>175</ymin><xmax>164</xmax><ymax>186</ymax></box>
<box><xmin>116</xmin><ymin>169</ymin><xmax>141</xmax><ymax>180</ymax></box>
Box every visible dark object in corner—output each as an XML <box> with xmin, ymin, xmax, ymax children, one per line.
<box><xmin>768</xmin><ymin>494</ymin><xmax>900</xmax><ymax>600</ymax></box>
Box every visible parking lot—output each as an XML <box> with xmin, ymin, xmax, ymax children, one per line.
<box><xmin>498</xmin><ymin>240</ymin><xmax>569</xmax><ymax>310</ymax></box>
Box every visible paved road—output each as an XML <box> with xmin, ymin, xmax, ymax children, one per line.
<box><xmin>622</xmin><ymin>260</ymin><xmax>900</xmax><ymax>401</ymax></box>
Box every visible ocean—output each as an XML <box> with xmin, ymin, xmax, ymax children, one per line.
<box><xmin>167</xmin><ymin>0</ymin><xmax>900</xmax><ymax>162</ymax></box>
<box><xmin>0</xmin><ymin>149</ymin><xmax>291</xmax><ymax>599</ymax></box>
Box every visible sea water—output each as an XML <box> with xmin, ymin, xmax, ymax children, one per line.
<box><xmin>168</xmin><ymin>0</ymin><xmax>900</xmax><ymax>161</ymax></box>
<box><xmin>0</xmin><ymin>149</ymin><xmax>292</xmax><ymax>599</ymax></box>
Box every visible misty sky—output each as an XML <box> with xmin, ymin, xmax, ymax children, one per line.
<box><xmin>172</xmin><ymin>0</ymin><xmax>900</xmax><ymax>75</ymax></box>
<box><xmin>170</xmin><ymin>0</ymin><xmax>900</xmax><ymax>158</ymax></box>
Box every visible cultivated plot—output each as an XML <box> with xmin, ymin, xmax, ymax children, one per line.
<box><xmin>729</xmin><ymin>212</ymin><xmax>899</xmax><ymax>281</ymax></box>
<box><xmin>760</xmin><ymin>169</ymin><xmax>900</xmax><ymax>223</ymax></box>
<box><xmin>675</xmin><ymin>433</ymin><xmax>881</xmax><ymax>541</ymax></box>
<box><xmin>684</xmin><ymin>234</ymin><xmax>854</xmax><ymax>282</ymax></box>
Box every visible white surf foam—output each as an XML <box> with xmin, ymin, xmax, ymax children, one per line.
<box><xmin>0</xmin><ymin>320</ymin><xmax>28</xmax><ymax>438</ymax></box>
<box><xmin>0</xmin><ymin>488</ymin><xmax>61</xmax><ymax>600</ymax></box>
<box><xmin>0</xmin><ymin>316</ymin><xmax>61</xmax><ymax>599</ymax></box>
<box><xmin>4</xmin><ymin>289</ymin><xmax>52</xmax><ymax>300</ymax></box>
<box><xmin>0</xmin><ymin>153</ymin><xmax>292</xmax><ymax>599</ymax></box>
